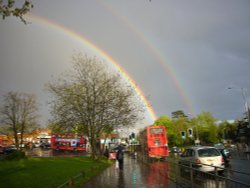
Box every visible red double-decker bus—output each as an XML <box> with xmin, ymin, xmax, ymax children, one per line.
<box><xmin>139</xmin><ymin>125</ymin><xmax>169</xmax><ymax>158</ymax></box>
<box><xmin>50</xmin><ymin>134</ymin><xmax>87</xmax><ymax>151</ymax></box>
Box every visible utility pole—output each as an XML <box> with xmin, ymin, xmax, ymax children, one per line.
<box><xmin>188</xmin><ymin>113</ymin><xmax>200</xmax><ymax>145</ymax></box>
<box><xmin>228</xmin><ymin>87</ymin><xmax>250</xmax><ymax>128</ymax></box>
<box><xmin>241</xmin><ymin>88</ymin><xmax>250</xmax><ymax>128</ymax></box>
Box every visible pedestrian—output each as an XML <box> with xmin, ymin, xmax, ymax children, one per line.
<box><xmin>244</xmin><ymin>143</ymin><xmax>249</xmax><ymax>160</ymax></box>
<box><xmin>116</xmin><ymin>146</ymin><xmax>124</xmax><ymax>170</ymax></box>
<box><xmin>104</xmin><ymin>146</ymin><xmax>109</xmax><ymax>158</ymax></box>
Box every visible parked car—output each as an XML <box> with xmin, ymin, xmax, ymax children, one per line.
<box><xmin>214</xmin><ymin>143</ymin><xmax>232</xmax><ymax>167</ymax></box>
<box><xmin>33</xmin><ymin>143</ymin><xmax>40</xmax><ymax>148</ymax></box>
<box><xmin>219</xmin><ymin>148</ymin><xmax>232</xmax><ymax>167</ymax></box>
<box><xmin>39</xmin><ymin>142</ymin><xmax>51</xmax><ymax>149</ymax></box>
<box><xmin>0</xmin><ymin>145</ymin><xmax>17</xmax><ymax>155</ymax></box>
<box><xmin>0</xmin><ymin>146</ymin><xmax>4</xmax><ymax>154</ymax></box>
<box><xmin>179</xmin><ymin>146</ymin><xmax>225</xmax><ymax>173</ymax></box>
<box><xmin>171</xmin><ymin>146</ymin><xmax>180</xmax><ymax>153</ymax></box>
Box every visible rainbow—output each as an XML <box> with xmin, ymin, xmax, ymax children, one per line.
<box><xmin>98</xmin><ymin>2</ymin><xmax>195</xmax><ymax>116</ymax></box>
<box><xmin>26</xmin><ymin>14</ymin><xmax>157</xmax><ymax>122</ymax></box>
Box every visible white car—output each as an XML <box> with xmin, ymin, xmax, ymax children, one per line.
<box><xmin>179</xmin><ymin>146</ymin><xmax>225</xmax><ymax>173</ymax></box>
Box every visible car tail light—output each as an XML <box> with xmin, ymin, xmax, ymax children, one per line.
<box><xmin>195</xmin><ymin>159</ymin><xmax>201</xmax><ymax>164</ymax></box>
<box><xmin>221</xmin><ymin>157</ymin><xmax>224</xmax><ymax>164</ymax></box>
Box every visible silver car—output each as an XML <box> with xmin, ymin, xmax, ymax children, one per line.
<box><xmin>180</xmin><ymin>146</ymin><xmax>225</xmax><ymax>173</ymax></box>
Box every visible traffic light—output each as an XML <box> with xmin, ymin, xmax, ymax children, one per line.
<box><xmin>188</xmin><ymin>128</ymin><xmax>193</xmax><ymax>138</ymax></box>
<box><xmin>131</xmin><ymin>132</ymin><xmax>135</xmax><ymax>139</ymax></box>
<box><xmin>181</xmin><ymin>131</ymin><xmax>186</xmax><ymax>139</ymax></box>
<box><xmin>129</xmin><ymin>133</ymin><xmax>135</xmax><ymax>140</ymax></box>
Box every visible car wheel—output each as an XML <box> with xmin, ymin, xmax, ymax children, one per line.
<box><xmin>218</xmin><ymin>170</ymin><xmax>224</xmax><ymax>175</ymax></box>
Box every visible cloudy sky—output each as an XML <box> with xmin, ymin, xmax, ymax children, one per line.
<box><xmin>1</xmin><ymin>0</ymin><xmax>250</xmax><ymax>128</ymax></box>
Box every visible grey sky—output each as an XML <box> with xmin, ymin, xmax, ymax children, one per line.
<box><xmin>1</xmin><ymin>0</ymin><xmax>250</xmax><ymax>128</ymax></box>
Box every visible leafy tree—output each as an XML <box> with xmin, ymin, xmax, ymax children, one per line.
<box><xmin>153</xmin><ymin>116</ymin><xmax>176</xmax><ymax>145</ymax></box>
<box><xmin>217</xmin><ymin>121</ymin><xmax>237</xmax><ymax>141</ymax></box>
<box><xmin>171</xmin><ymin>110</ymin><xmax>188</xmax><ymax>120</ymax></box>
<box><xmin>154</xmin><ymin>116</ymin><xmax>172</xmax><ymax>127</ymax></box>
<box><xmin>0</xmin><ymin>91</ymin><xmax>39</xmax><ymax>150</ymax></box>
<box><xmin>0</xmin><ymin>0</ymin><xmax>33</xmax><ymax>24</ymax></box>
<box><xmin>154</xmin><ymin>114</ymin><xmax>191</xmax><ymax>147</ymax></box>
<box><xmin>192</xmin><ymin>112</ymin><xmax>218</xmax><ymax>144</ymax></box>
<box><xmin>47</xmin><ymin>53</ymin><xmax>144</xmax><ymax>159</ymax></box>
<box><xmin>172</xmin><ymin>117</ymin><xmax>191</xmax><ymax>146</ymax></box>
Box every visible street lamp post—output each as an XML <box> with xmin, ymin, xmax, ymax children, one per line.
<box><xmin>195</xmin><ymin>124</ymin><xmax>199</xmax><ymax>141</ymax></box>
<box><xmin>188</xmin><ymin>113</ymin><xmax>200</xmax><ymax>145</ymax></box>
<box><xmin>241</xmin><ymin>88</ymin><xmax>250</xmax><ymax>128</ymax></box>
<box><xmin>228</xmin><ymin>87</ymin><xmax>250</xmax><ymax>128</ymax></box>
<box><xmin>222</xmin><ymin>128</ymin><xmax>227</xmax><ymax>144</ymax></box>
<box><xmin>194</xmin><ymin>123</ymin><xmax>200</xmax><ymax>145</ymax></box>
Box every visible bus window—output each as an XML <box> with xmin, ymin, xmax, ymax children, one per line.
<box><xmin>150</xmin><ymin>128</ymin><xmax>163</xmax><ymax>134</ymax></box>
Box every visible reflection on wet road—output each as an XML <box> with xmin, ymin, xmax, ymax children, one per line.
<box><xmin>25</xmin><ymin>148</ymin><xmax>87</xmax><ymax>157</ymax></box>
<box><xmin>82</xmin><ymin>154</ymin><xmax>175</xmax><ymax>188</ymax></box>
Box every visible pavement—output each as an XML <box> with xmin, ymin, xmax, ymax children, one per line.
<box><xmin>81</xmin><ymin>153</ymin><xmax>177</xmax><ymax>188</ymax></box>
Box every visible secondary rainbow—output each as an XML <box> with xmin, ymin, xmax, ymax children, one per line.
<box><xmin>26</xmin><ymin>14</ymin><xmax>157</xmax><ymax>122</ymax></box>
<box><xmin>98</xmin><ymin>2</ymin><xmax>195</xmax><ymax>116</ymax></box>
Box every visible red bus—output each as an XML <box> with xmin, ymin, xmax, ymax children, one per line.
<box><xmin>139</xmin><ymin>125</ymin><xmax>169</xmax><ymax>158</ymax></box>
<box><xmin>50</xmin><ymin>134</ymin><xmax>87</xmax><ymax>151</ymax></box>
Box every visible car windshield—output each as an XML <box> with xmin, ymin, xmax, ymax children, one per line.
<box><xmin>198</xmin><ymin>148</ymin><xmax>220</xmax><ymax>157</ymax></box>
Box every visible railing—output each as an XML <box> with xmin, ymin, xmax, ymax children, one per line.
<box><xmin>166</xmin><ymin>157</ymin><xmax>250</xmax><ymax>188</ymax></box>
<box><xmin>56</xmin><ymin>165</ymin><xmax>103</xmax><ymax>188</ymax></box>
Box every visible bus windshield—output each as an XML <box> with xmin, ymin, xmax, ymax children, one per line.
<box><xmin>150</xmin><ymin>128</ymin><xmax>163</xmax><ymax>134</ymax></box>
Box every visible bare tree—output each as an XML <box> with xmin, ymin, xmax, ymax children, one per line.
<box><xmin>0</xmin><ymin>91</ymin><xmax>39</xmax><ymax>150</ymax></box>
<box><xmin>0</xmin><ymin>0</ymin><xmax>33</xmax><ymax>24</ymax></box>
<box><xmin>47</xmin><ymin>53</ymin><xmax>145</xmax><ymax>158</ymax></box>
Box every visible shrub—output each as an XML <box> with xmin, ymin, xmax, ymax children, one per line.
<box><xmin>5</xmin><ymin>151</ymin><xmax>26</xmax><ymax>160</ymax></box>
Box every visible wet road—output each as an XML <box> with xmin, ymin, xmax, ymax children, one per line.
<box><xmin>82</xmin><ymin>154</ymin><xmax>177</xmax><ymax>188</ymax></box>
<box><xmin>227</xmin><ymin>158</ymin><xmax>250</xmax><ymax>185</ymax></box>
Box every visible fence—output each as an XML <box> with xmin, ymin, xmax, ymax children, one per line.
<box><xmin>56</xmin><ymin>165</ymin><xmax>102</xmax><ymax>188</ymax></box>
<box><xmin>166</xmin><ymin>157</ymin><xmax>250</xmax><ymax>188</ymax></box>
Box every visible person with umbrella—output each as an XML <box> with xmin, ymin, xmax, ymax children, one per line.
<box><xmin>116</xmin><ymin>144</ymin><xmax>124</xmax><ymax>170</ymax></box>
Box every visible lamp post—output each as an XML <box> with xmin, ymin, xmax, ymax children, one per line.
<box><xmin>194</xmin><ymin>123</ymin><xmax>200</xmax><ymax>145</ymax></box>
<box><xmin>188</xmin><ymin>113</ymin><xmax>200</xmax><ymax>145</ymax></box>
<box><xmin>222</xmin><ymin>128</ymin><xmax>227</xmax><ymax>144</ymax></box>
<box><xmin>228</xmin><ymin>87</ymin><xmax>250</xmax><ymax>128</ymax></box>
<box><xmin>241</xmin><ymin>88</ymin><xmax>250</xmax><ymax>128</ymax></box>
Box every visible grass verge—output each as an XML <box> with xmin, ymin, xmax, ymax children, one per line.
<box><xmin>0</xmin><ymin>156</ymin><xmax>112</xmax><ymax>188</ymax></box>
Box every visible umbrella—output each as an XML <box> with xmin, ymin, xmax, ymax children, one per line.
<box><xmin>112</xmin><ymin>144</ymin><xmax>125</xmax><ymax>151</ymax></box>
